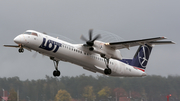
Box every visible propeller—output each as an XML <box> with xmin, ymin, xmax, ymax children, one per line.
<box><xmin>80</xmin><ymin>29</ymin><xmax>101</xmax><ymax>46</ymax></box>
<box><xmin>32</xmin><ymin>52</ymin><xmax>46</xmax><ymax>58</ymax></box>
<box><xmin>32</xmin><ymin>52</ymin><xmax>38</xmax><ymax>58</ymax></box>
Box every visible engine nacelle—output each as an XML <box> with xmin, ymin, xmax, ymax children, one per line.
<box><xmin>111</xmin><ymin>50</ymin><xmax>122</xmax><ymax>60</ymax></box>
<box><xmin>92</xmin><ymin>41</ymin><xmax>122</xmax><ymax>60</ymax></box>
<box><xmin>99</xmin><ymin>50</ymin><xmax>122</xmax><ymax>60</ymax></box>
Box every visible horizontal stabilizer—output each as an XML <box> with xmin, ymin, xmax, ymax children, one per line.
<box><xmin>149</xmin><ymin>41</ymin><xmax>175</xmax><ymax>45</ymax></box>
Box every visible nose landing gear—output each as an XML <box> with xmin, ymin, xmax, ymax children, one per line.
<box><xmin>18</xmin><ymin>45</ymin><xmax>24</xmax><ymax>53</ymax></box>
<box><xmin>18</xmin><ymin>48</ymin><xmax>24</xmax><ymax>53</ymax></box>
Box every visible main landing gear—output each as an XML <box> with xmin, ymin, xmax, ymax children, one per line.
<box><xmin>103</xmin><ymin>58</ymin><xmax>112</xmax><ymax>75</ymax></box>
<box><xmin>51</xmin><ymin>57</ymin><xmax>61</xmax><ymax>77</ymax></box>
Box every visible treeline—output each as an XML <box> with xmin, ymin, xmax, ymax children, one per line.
<box><xmin>0</xmin><ymin>75</ymin><xmax>180</xmax><ymax>101</ymax></box>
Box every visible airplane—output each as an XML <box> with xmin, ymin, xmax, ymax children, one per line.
<box><xmin>4</xmin><ymin>29</ymin><xmax>175</xmax><ymax>77</ymax></box>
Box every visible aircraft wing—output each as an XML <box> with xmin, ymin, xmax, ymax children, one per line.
<box><xmin>4</xmin><ymin>45</ymin><xmax>20</xmax><ymax>48</ymax></box>
<box><xmin>104</xmin><ymin>37</ymin><xmax>175</xmax><ymax>49</ymax></box>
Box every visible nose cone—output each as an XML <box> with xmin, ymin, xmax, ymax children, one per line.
<box><xmin>14</xmin><ymin>35</ymin><xmax>21</xmax><ymax>44</ymax></box>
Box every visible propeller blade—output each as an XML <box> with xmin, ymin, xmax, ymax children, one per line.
<box><xmin>89</xmin><ymin>29</ymin><xmax>93</xmax><ymax>40</ymax></box>
<box><xmin>80</xmin><ymin>29</ymin><xmax>101</xmax><ymax>46</ymax></box>
<box><xmin>80</xmin><ymin>35</ymin><xmax>88</xmax><ymax>42</ymax></box>
<box><xmin>42</xmin><ymin>54</ymin><xmax>45</xmax><ymax>58</ymax></box>
<box><xmin>32</xmin><ymin>52</ymin><xmax>38</xmax><ymax>58</ymax></box>
<box><xmin>43</xmin><ymin>32</ymin><xmax>47</xmax><ymax>35</ymax></box>
<box><xmin>92</xmin><ymin>34</ymin><xmax>101</xmax><ymax>42</ymax></box>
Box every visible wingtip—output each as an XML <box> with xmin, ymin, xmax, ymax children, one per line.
<box><xmin>161</xmin><ymin>36</ymin><xmax>167</xmax><ymax>39</ymax></box>
<box><xmin>161</xmin><ymin>36</ymin><xmax>175</xmax><ymax>44</ymax></box>
<box><xmin>171</xmin><ymin>41</ymin><xmax>175</xmax><ymax>44</ymax></box>
<box><xmin>3</xmin><ymin>45</ymin><xmax>8</xmax><ymax>47</ymax></box>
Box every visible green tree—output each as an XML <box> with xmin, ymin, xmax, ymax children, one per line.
<box><xmin>55</xmin><ymin>89</ymin><xmax>71</xmax><ymax>101</ymax></box>
<box><xmin>98</xmin><ymin>86</ymin><xmax>111</xmax><ymax>98</ymax></box>
<box><xmin>83</xmin><ymin>86</ymin><xmax>96</xmax><ymax>101</ymax></box>
<box><xmin>9</xmin><ymin>89</ymin><xmax>17</xmax><ymax>101</ymax></box>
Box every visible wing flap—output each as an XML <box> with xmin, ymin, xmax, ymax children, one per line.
<box><xmin>105</xmin><ymin>37</ymin><xmax>174</xmax><ymax>49</ymax></box>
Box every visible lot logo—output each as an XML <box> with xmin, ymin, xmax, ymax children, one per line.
<box><xmin>39</xmin><ymin>38</ymin><xmax>61</xmax><ymax>53</ymax></box>
<box><xmin>138</xmin><ymin>45</ymin><xmax>150</xmax><ymax>68</ymax></box>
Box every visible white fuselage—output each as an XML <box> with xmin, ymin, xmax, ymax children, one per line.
<box><xmin>14</xmin><ymin>31</ymin><xmax>146</xmax><ymax>77</ymax></box>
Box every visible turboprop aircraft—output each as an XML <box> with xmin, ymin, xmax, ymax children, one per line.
<box><xmin>4</xmin><ymin>29</ymin><xmax>174</xmax><ymax>77</ymax></box>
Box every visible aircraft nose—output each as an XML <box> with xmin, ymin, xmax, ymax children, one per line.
<box><xmin>14</xmin><ymin>35</ymin><xmax>21</xmax><ymax>44</ymax></box>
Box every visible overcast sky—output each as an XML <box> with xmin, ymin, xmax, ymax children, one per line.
<box><xmin>0</xmin><ymin>0</ymin><xmax>180</xmax><ymax>80</ymax></box>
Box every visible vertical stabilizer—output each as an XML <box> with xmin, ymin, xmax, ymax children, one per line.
<box><xmin>131</xmin><ymin>44</ymin><xmax>152</xmax><ymax>70</ymax></box>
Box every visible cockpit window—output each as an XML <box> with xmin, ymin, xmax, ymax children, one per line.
<box><xmin>24</xmin><ymin>32</ymin><xmax>38</xmax><ymax>36</ymax></box>
<box><xmin>24</xmin><ymin>32</ymin><xmax>32</xmax><ymax>34</ymax></box>
<box><xmin>31</xmin><ymin>33</ymin><xmax>38</xmax><ymax>36</ymax></box>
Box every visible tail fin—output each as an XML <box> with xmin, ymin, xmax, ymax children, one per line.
<box><xmin>120</xmin><ymin>39</ymin><xmax>174</xmax><ymax>71</ymax></box>
<box><xmin>121</xmin><ymin>44</ymin><xmax>152</xmax><ymax>71</ymax></box>
<box><xmin>131</xmin><ymin>44</ymin><xmax>152</xmax><ymax>70</ymax></box>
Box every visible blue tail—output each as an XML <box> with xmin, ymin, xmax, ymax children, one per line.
<box><xmin>121</xmin><ymin>44</ymin><xmax>152</xmax><ymax>70</ymax></box>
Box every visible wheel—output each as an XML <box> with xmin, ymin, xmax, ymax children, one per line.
<box><xmin>56</xmin><ymin>70</ymin><xmax>60</xmax><ymax>76</ymax></box>
<box><xmin>21</xmin><ymin>48</ymin><xmax>24</xmax><ymax>52</ymax></box>
<box><xmin>53</xmin><ymin>70</ymin><xmax>61</xmax><ymax>77</ymax></box>
<box><xmin>18</xmin><ymin>49</ymin><xmax>21</xmax><ymax>53</ymax></box>
<box><xmin>18</xmin><ymin>48</ymin><xmax>24</xmax><ymax>53</ymax></box>
<box><xmin>53</xmin><ymin>70</ymin><xmax>56</xmax><ymax>76</ymax></box>
<box><xmin>104</xmin><ymin>68</ymin><xmax>111</xmax><ymax>75</ymax></box>
<box><xmin>108</xmin><ymin>68</ymin><xmax>112</xmax><ymax>74</ymax></box>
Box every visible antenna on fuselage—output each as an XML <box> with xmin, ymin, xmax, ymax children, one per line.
<box><xmin>43</xmin><ymin>32</ymin><xmax>47</xmax><ymax>35</ymax></box>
